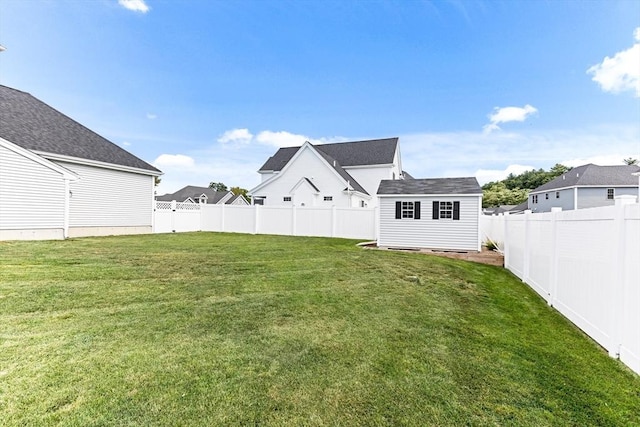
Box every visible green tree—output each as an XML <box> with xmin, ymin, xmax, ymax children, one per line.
<box><xmin>482</xmin><ymin>182</ymin><xmax>528</xmax><ymax>208</ymax></box>
<box><xmin>209</xmin><ymin>182</ymin><xmax>228</xmax><ymax>192</ymax></box>
<box><xmin>230</xmin><ymin>186</ymin><xmax>251</xmax><ymax>202</ymax></box>
<box><xmin>623</xmin><ymin>157</ymin><xmax>638</xmax><ymax>165</ymax></box>
<box><xmin>154</xmin><ymin>176</ymin><xmax>161</xmax><ymax>187</ymax></box>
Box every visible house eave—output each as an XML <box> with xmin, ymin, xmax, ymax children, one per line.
<box><xmin>530</xmin><ymin>184</ymin><xmax>639</xmax><ymax>194</ymax></box>
<box><xmin>35</xmin><ymin>151</ymin><xmax>163</xmax><ymax>176</ymax></box>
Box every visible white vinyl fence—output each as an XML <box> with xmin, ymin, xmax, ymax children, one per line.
<box><xmin>481</xmin><ymin>197</ymin><xmax>640</xmax><ymax>375</ymax></box>
<box><xmin>154</xmin><ymin>201</ymin><xmax>377</xmax><ymax>240</ymax></box>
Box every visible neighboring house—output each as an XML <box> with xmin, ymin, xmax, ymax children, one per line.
<box><xmin>0</xmin><ymin>85</ymin><xmax>162</xmax><ymax>240</ymax></box>
<box><xmin>377</xmin><ymin>177</ymin><xmax>483</xmax><ymax>251</ymax></box>
<box><xmin>528</xmin><ymin>164</ymin><xmax>640</xmax><ymax>213</ymax></box>
<box><xmin>156</xmin><ymin>186</ymin><xmax>249</xmax><ymax>205</ymax></box>
<box><xmin>249</xmin><ymin>138</ymin><xmax>404</xmax><ymax>208</ymax></box>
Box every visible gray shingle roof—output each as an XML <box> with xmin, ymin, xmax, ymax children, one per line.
<box><xmin>156</xmin><ymin>186</ymin><xmax>230</xmax><ymax>203</ymax></box>
<box><xmin>0</xmin><ymin>85</ymin><xmax>160</xmax><ymax>173</ymax></box>
<box><xmin>531</xmin><ymin>164</ymin><xmax>640</xmax><ymax>193</ymax></box>
<box><xmin>258</xmin><ymin>138</ymin><xmax>398</xmax><ymax>172</ymax></box>
<box><xmin>377</xmin><ymin>177</ymin><xmax>482</xmax><ymax>195</ymax></box>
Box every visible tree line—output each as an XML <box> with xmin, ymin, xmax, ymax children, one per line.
<box><xmin>482</xmin><ymin>164</ymin><xmax>570</xmax><ymax>208</ymax></box>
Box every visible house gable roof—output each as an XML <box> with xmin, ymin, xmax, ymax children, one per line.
<box><xmin>530</xmin><ymin>164</ymin><xmax>640</xmax><ymax>193</ymax></box>
<box><xmin>156</xmin><ymin>186</ymin><xmax>231</xmax><ymax>203</ymax></box>
<box><xmin>258</xmin><ymin>138</ymin><xmax>398</xmax><ymax>172</ymax></box>
<box><xmin>0</xmin><ymin>85</ymin><xmax>160</xmax><ymax>174</ymax></box>
<box><xmin>250</xmin><ymin>141</ymin><xmax>371</xmax><ymax>196</ymax></box>
<box><xmin>377</xmin><ymin>177</ymin><xmax>482</xmax><ymax>195</ymax></box>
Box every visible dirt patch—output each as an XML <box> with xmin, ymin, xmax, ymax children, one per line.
<box><xmin>359</xmin><ymin>242</ymin><xmax>504</xmax><ymax>267</ymax></box>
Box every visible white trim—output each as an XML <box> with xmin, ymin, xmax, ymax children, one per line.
<box><xmin>34</xmin><ymin>151</ymin><xmax>162</xmax><ymax>176</ymax></box>
<box><xmin>290</xmin><ymin>177</ymin><xmax>320</xmax><ymax>194</ymax></box>
<box><xmin>343</xmin><ymin>163</ymin><xmax>394</xmax><ymax>170</ymax></box>
<box><xmin>0</xmin><ymin>137</ymin><xmax>79</xmax><ymax>181</ymax></box>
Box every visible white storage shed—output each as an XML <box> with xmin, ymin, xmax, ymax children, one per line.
<box><xmin>377</xmin><ymin>177</ymin><xmax>483</xmax><ymax>251</ymax></box>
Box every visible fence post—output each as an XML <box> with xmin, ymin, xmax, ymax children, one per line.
<box><xmin>292</xmin><ymin>205</ymin><xmax>297</xmax><ymax>236</ymax></box>
<box><xmin>254</xmin><ymin>204</ymin><xmax>260</xmax><ymax>235</ymax></box>
<box><xmin>549</xmin><ymin>207</ymin><xmax>562</xmax><ymax>306</ymax></box>
<box><xmin>221</xmin><ymin>204</ymin><xmax>225</xmax><ymax>232</ymax></box>
<box><xmin>609</xmin><ymin>197</ymin><xmax>634</xmax><ymax>358</ymax></box>
<box><xmin>331</xmin><ymin>206</ymin><xmax>337</xmax><ymax>237</ymax></box>
<box><xmin>522</xmin><ymin>210</ymin><xmax>531</xmax><ymax>284</ymax></box>
<box><xmin>503</xmin><ymin>212</ymin><xmax>510</xmax><ymax>269</ymax></box>
<box><xmin>171</xmin><ymin>200</ymin><xmax>176</xmax><ymax>233</ymax></box>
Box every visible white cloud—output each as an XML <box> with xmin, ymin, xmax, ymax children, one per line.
<box><xmin>474</xmin><ymin>164</ymin><xmax>537</xmax><ymax>185</ymax></box>
<box><xmin>217</xmin><ymin>128</ymin><xmax>253</xmax><ymax>145</ymax></box>
<box><xmin>483</xmin><ymin>104</ymin><xmax>538</xmax><ymax>134</ymax></box>
<box><xmin>587</xmin><ymin>27</ymin><xmax>640</xmax><ymax>97</ymax></box>
<box><xmin>118</xmin><ymin>0</ymin><xmax>150</xmax><ymax>13</ymax></box>
<box><xmin>146</xmin><ymin>113</ymin><xmax>157</xmax><ymax>120</ymax></box>
<box><xmin>255</xmin><ymin>130</ymin><xmax>309</xmax><ymax>148</ymax></box>
<box><xmin>399</xmin><ymin>124</ymin><xmax>639</xmax><ymax>183</ymax></box>
<box><xmin>121</xmin><ymin>141</ymin><xmax>131</xmax><ymax>147</ymax></box>
<box><xmin>153</xmin><ymin>154</ymin><xmax>195</xmax><ymax>168</ymax></box>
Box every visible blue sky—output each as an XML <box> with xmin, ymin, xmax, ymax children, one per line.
<box><xmin>1</xmin><ymin>0</ymin><xmax>638</xmax><ymax>194</ymax></box>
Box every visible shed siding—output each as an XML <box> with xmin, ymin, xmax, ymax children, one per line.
<box><xmin>0</xmin><ymin>143</ymin><xmax>66</xmax><ymax>230</ymax></box>
<box><xmin>379</xmin><ymin>196</ymin><xmax>480</xmax><ymax>251</ymax></box>
<box><xmin>59</xmin><ymin>162</ymin><xmax>153</xmax><ymax>228</ymax></box>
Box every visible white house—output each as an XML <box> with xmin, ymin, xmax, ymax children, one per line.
<box><xmin>0</xmin><ymin>85</ymin><xmax>162</xmax><ymax>240</ymax></box>
<box><xmin>528</xmin><ymin>164</ymin><xmax>640</xmax><ymax>213</ymax></box>
<box><xmin>249</xmin><ymin>138</ymin><xmax>405</xmax><ymax>208</ymax></box>
<box><xmin>156</xmin><ymin>185</ymin><xmax>249</xmax><ymax>205</ymax></box>
<box><xmin>377</xmin><ymin>177</ymin><xmax>483</xmax><ymax>251</ymax></box>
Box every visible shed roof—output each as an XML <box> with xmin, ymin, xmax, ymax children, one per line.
<box><xmin>0</xmin><ymin>85</ymin><xmax>160</xmax><ymax>173</ymax></box>
<box><xmin>531</xmin><ymin>164</ymin><xmax>640</xmax><ymax>193</ymax></box>
<box><xmin>377</xmin><ymin>177</ymin><xmax>482</xmax><ymax>195</ymax></box>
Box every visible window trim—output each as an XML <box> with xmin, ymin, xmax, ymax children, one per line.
<box><xmin>432</xmin><ymin>200</ymin><xmax>460</xmax><ymax>220</ymax></box>
<box><xmin>395</xmin><ymin>201</ymin><xmax>421</xmax><ymax>220</ymax></box>
<box><xmin>607</xmin><ymin>188</ymin><xmax>614</xmax><ymax>200</ymax></box>
<box><xmin>283</xmin><ymin>196</ymin><xmax>292</xmax><ymax>202</ymax></box>
<box><xmin>323</xmin><ymin>196</ymin><xmax>333</xmax><ymax>202</ymax></box>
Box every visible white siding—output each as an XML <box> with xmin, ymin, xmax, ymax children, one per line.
<box><xmin>346</xmin><ymin>165</ymin><xmax>395</xmax><ymax>208</ymax></box>
<box><xmin>252</xmin><ymin>146</ymin><xmax>354</xmax><ymax>207</ymax></box>
<box><xmin>59</xmin><ymin>162</ymin><xmax>154</xmax><ymax>228</ymax></box>
<box><xmin>0</xmin><ymin>143</ymin><xmax>66</xmax><ymax>230</ymax></box>
<box><xmin>378</xmin><ymin>196</ymin><xmax>481</xmax><ymax>251</ymax></box>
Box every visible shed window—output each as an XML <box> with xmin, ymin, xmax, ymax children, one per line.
<box><xmin>432</xmin><ymin>201</ymin><xmax>460</xmax><ymax>220</ymax></box>
<box><xmin>395</xmin><ymin>201</ymin><xmax>421</xmax><ymax>220</ymax></box>
<box><xmin>607</xmin><ymin>188</ymin><xmax>614</xmax><ymax>200</ymax></box>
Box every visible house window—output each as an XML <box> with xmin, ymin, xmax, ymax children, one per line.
<box><xmin>395</xmin><ymin>201</ymin><xmax>421</xmax><ymax>220</ymax></box>
<box><xmin>607</xmin><ymin>188</ymin><xmax>614</xmax><ymax>200</ymax></box>
<box><xmin>324</xmin><ymin>196</ymin><xmax>333</xmax><ymax>201</ymax></box>
<box><xmin>432</xmin><ymin>200</ymin><xmax>460</xmax><ymax>220</ymax></box>
<box><xmin>532</xmin><ymin>195</ymin><xmax>538</xmax><ymax>204</ymax></box>
<box><xmin>556</xmin><ymin>191</ymin><xmax>560</xmax><ymax>199</ymax></box>
<box><xmin>439</xmin><ymin>201</ymin><xmax>453</xmax><ymax>219</ymax></box>
<box><xmin>283</xmin><ymin>196</ymin><xmax>292</xmax><ymax>202</ymax></box>
<box><xmin>545</xmin><ymin>193</ymin><xmax>549</xmax><ymax>200</ymax></box>
<box><xmin>254</xmin><ymin>198</ymin><xmax>264</xmax><ymax>206</ymax></box>
<box><xmin>360</xmin><ymin>200</ymin><xmax>366</xmax><ymax>208</ymax></box>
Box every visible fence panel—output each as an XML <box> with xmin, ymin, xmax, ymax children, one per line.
<box><xmin>335</xmin><ymin>207</ymin><xmax>377</xmax><ymax>240</ymax></box>
<box><xmin>295</xmin><ymin>207</ymin><xmax>333</xmax><ymax>237</ymax></box>
<box><xmin>223</xmin><ymin>205</ymin><xmax>255</xmax><ymax>234</ymax></box>
<box><xmin>621</xmin><ymin>204</ymin><xmax>640</xmax><ymax>373</ymax></box>
<box><xmin>480</xmin><ymin>201</ymin><xmax>640</xmax><ymax>375</ymax></box>
<box><xmin>259</xmin><ymin>206</ymin><xmax>294</xmax><ymax>236</ymax></box>
<box><xmin>200</xmin><ymin>205</ymin><xmax>223</xmax><ymax>232</ymax></box>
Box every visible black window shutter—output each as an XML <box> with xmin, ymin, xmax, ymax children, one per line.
<box><xmin>453</xmin><ymin>201</ymin><xmax>460</xmax><ymax>220</ymax></box>
<box><xmin>432</xmin><ymin>201</ymin><xmax>439</xmax><ymax>220</ymax></box>
<box><xmin>395</xmin><ymin>201</ymin><xmax>401</xmax><ymax>219</ymax></box>
<box><xmin>414</xmin><ymin>201</ymin><xmax>421</xmax><ymax>219</ymax></box>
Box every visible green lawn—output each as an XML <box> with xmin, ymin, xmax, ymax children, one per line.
<box><xmin>0</xmin><ymin>233</ymin><xmax>638</xmax><ymax>426</ymax></box>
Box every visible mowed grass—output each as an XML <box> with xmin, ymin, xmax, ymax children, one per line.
<box><xmin>0</xmin><ymin>233</ymin><xmax>638</xmax><ymax>426</ymax></box>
